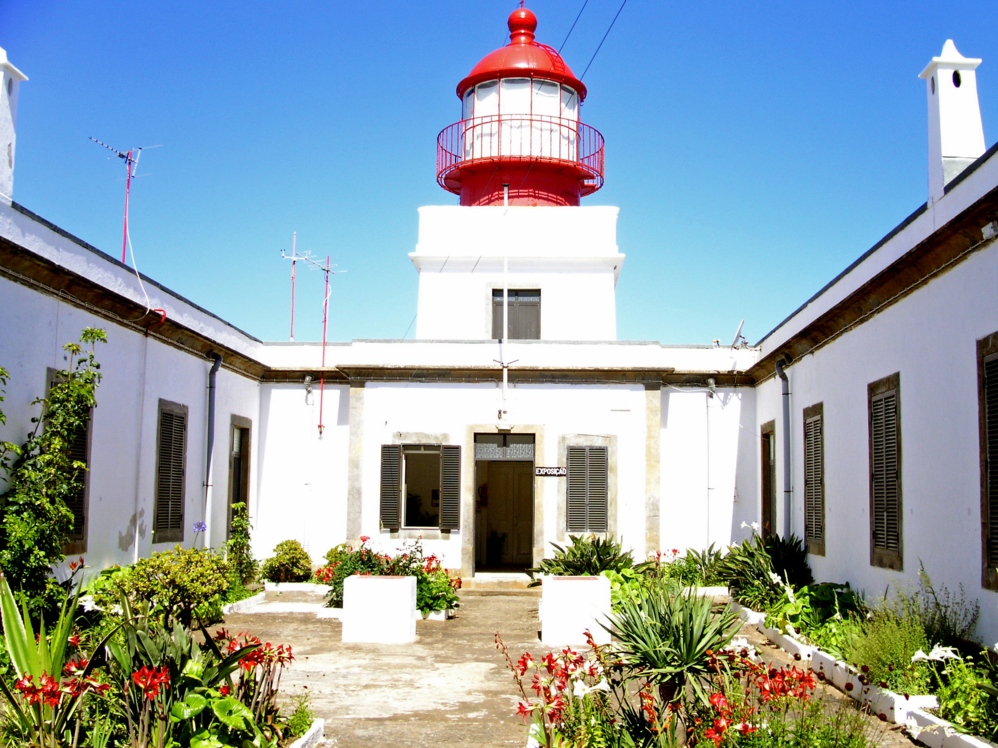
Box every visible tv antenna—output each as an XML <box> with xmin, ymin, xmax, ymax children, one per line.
<box><xmin>730</xmin><ymin>319</ymin><xmax>747</xmax><ymax>349</ymax></box>
<box><xmin>89</xmin><ymin>137</ymin><xmax>158</xmax><ymax>266</ymax></box>
<box><xmin>280</xmin><ymin>238</ymin><xmax>345</xmax><ymax>437</ymax></box>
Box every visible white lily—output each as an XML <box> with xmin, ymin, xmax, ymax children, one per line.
<box><xmin>572</xmin><ymin>679</ymin><xmax>611</xmax><ymax>699</ymax></box>
<box><xmin>911</xmin><ymin>644</ymin><xmax>961</xmax><ymax>663</ymax></box>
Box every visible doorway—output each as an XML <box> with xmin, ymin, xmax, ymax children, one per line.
<box><xmin>474</xmin><ymin>433</ymin><xmax>534</xmax><ymax>571</ymax></box>
<box><xmin>760</xmin><ymin>421</ymin><xmax>776</xmax><ymax>538</ymax></box>
<box><xmin>228</xmin><ymin>418</ymin><xmax>252</xmax><ymax>539</ymax></box>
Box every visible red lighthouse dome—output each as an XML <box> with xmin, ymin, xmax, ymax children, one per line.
<box><xmin>436</xmin><ymin>6</ymin><xmax>605</xmax><ymax>207</ymax></box>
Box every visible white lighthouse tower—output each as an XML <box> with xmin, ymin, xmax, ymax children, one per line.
<box><xmin>0</xmin><ymin>46</ymin><xmax>28</xmax><ymax>205</ymax></box>
<box><xmin>410</xmin><ymin>5</ymin><xmax>624</xmax><ymax>342</ymax></box>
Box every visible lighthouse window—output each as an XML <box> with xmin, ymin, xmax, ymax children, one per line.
<box><xmin>533</xmin><ymin>80</ymin><xmax>560</xmax><ymax>117</ymax></box>
<box><xmin>561</xmin><ymin>87</ymin><xmax>578</xmax><ymax>120</ymax></box>
<box><xmin>463</xmin><ymin>90</ymin><xmax>474</xmax><ymax>121</ymax></box>
<box><xmin>492</xmin><ymin>289</ymin><xmax>541</xmax><ymax>340</ymax></box>
<box><xmin>475</xmin><ymin>81</ymin><xmax>499</xmax><ymax>116</ymax></box>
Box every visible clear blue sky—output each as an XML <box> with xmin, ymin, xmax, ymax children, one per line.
<box><xmin>2</xmin><ymin>1</ymin><xmax>996</xmax><ymax>346</ymax></box>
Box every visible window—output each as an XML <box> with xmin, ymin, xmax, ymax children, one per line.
<box><xmin>380</xmin><ymin>444</ymin><xmax>460</xmax><ymax>531</ymax></box>
<box><xmin>48</xmin><ymin>370</ymin><xmax>91</xmax><ymax>554</ymax></box>
<box><xmin>760</xmin><ymin>421</ymin><xmax>776</xmax><ymax>538</ymax></box>
<box><xmin>566</xmin><ymin>446</ymin><xmax>608</xmax><ymax>533</ymax></box>
<box><xmin>492</xmin><ymin>289</ymin><xmax>540</xmax><ymax>340</ymax></box>
<box><xmin>803</xmin><ymin>403</ymin><xmax>825</xmax><ymax>556</ymax></box>
<box><xmin>228</xmin><ymin>417</ymin><xmax>251</xmax><ymax>539</ymax></box>
<box><xmin>868</xmin><ymin>373</ymin><xmax>902</xmax><ymax>570</ymax></box>
<box><xmin>979</xmin><ymin>333</ymin><xmax>998</xmax><ymax>589</ymax></box>
<box><xmin>153</xmin><ymin>399</ymin><xmax>188</xmax><ymax>543</ymax></box>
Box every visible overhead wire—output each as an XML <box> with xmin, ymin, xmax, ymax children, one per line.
<box><xmin>580</xmin><ymin>0</ymin><xmax>628</xmax><ymax>81</ymax></box>
<box><xmin>558</xmin><ymin>0</ymin><xmax>590</xmax><ymax>53</ymax></box>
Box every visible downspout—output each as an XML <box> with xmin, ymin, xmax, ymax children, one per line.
<box><xmin>203</xmin><ymin>352</ymin><xmax>222</xmax><ymax>548</ymax></box>
<box><xmin>774</xmin><ymin>358</ymin><xmax>792</xmax><ymax>538</ymax></box>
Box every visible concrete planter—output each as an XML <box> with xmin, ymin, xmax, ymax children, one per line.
<box><xmin>342</xmin><ymin>575</ymin><xmax>417</xmax><ymax>644</ymax></box>
<box><xmin>286</xmin><ymin>718</ymin><xmax>324</xmax><ymax>748</ymax></box>
<box><xmin>540</xmin><ymin>575</ymin><xmax>611</xmax><ymax>647</ymax></box>
<box><xmin>423</xmin><ymin>608</ymin><xmax>456</xmax><ymax>621</ymax></box>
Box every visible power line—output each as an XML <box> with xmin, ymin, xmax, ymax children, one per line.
<box><xmin>559</xmin><ymin>0</ymin><xmax>590</xmax><ymax>53</ymax></box>
<box><xmin>580</xmin><ymin>0</ymin><xmax>628</xmax><ymax>81</ymax></box>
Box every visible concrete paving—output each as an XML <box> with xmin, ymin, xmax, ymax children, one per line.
<box><xmin>223</xmin><ymin>589</ymin><xmax>918</xmax><ymax>748</ymax></box>
<box><xmin>223</xmin><ymin>589</ymin><xmax>542</xmax><ymax>747</ymax></box>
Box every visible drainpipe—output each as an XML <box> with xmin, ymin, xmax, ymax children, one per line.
<box><xmin>774</xmin><ymin>358</ymin><xmax>792</xmax><ymax>538</ymax></box>
<box><xmin>203</xmin><ymin>352</ymin><xmax>222</xmax><ymax>548</ymax></box>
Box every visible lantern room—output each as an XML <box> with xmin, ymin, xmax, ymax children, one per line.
<box><xmin>436</xmin><ymin>6</ymin><xmax>605</xmax><ymax>207</ymax></box>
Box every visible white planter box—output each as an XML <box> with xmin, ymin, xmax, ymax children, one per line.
<box><xmin>423</xmin><ymin>608</ymin><xmax>456</xmax><ymax>621</ymax></box>
<box><xmin>541</xmin><ymin>575</ymin><xmax>611</xmax><ymax>647</ymax></box>
<box><xmin>342</xmin><ymin>575</ymin><xmax>417</xmax><ymax>644</ymax></box>
<box><xmin>221</xmin><ymin>591</ymin><xmax>266</xmax><ymax>614</ymax></box>
<box><xmin>730</xmin><ymin>602</ymin><xmax>766</xmax><ymax>625</ymax></box>
<box><xmin>287</xmin><ymin>719</ymin><xmax>325</xmax><ymax>748</ymax></box>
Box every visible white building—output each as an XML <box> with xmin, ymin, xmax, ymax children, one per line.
<box><xmin>1</xmin><ymin>10</ymin><xmax>997</xmax><ymax>641</ymax></box>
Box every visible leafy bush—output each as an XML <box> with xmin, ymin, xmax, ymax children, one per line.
<box><xmin>284</xmin><ymin>688</ymin><xmax>315</xmax><ymax>739</ymax></box>
<box><xmin>320</xmin><ymin>538</ymin><xmax>459</xmax><ymax>613</ymax></box>
<box><xmin>0</xmin><ymin>329</ymin><xmax>106</xmax><ymax>620</ymax></box>
<box><xmin>842</xmin><ymin>604</ymin><xmax>932</xmax><ymax>694</ymax></box>
<box><xmin>765</xmin><ymin>581</ymin><xmax>862</xmax><ymax>638</ymax></box>
<box><xmin>909</xmin><ymin>563</ymin><xmax>979</xmax><ymax>648</ymax></box>
<box><xmin>225</xmin><ymin>501</ymin><xmax>258</xmax><ymax>586</ymax></box>
<box><xmin>122</xmin><ymin>545</ymin><xmax>229</xmax><ymax>629</ymax></box>
<box><xmin>260</xmin><ymin>539</ymin><xmax>312</xmax><ymax>583</ymax></box>
<box><xmin>528</xmin><ymin>535</ymin><xmax>634</xmax><ymax>583</ymax></box>
<box><xmin>935</xmin><ymin>652</ymin><xmax>998</xmax><ymax>741</ymax></box>
<box><xmin>715</xmin><ymin>533</ymin><xmax>782</xmax><ymax>609</ymax></box>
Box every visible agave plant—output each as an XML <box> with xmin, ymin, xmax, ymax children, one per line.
<box><xmin>608</xmin><ymin>581</ymin><xmax>738</xmax><ymax>708</ymax></box>
<box><xmin>528</xmin><ymin>534</ymin><xmax>634</xmax><ymax>584</ymax></box>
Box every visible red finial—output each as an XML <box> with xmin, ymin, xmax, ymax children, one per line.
<box><xmin>508</xmin><ymin>6</ymin><xmax>537</xmax><ymax>45</ymax></box>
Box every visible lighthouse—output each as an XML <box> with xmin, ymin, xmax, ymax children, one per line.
<box><xmin>411</xmin><ymin>5</ymin><xmax>624</xmax><ymax>342</ymax></box>
<box><xmin>436</xmin><ymin>6</ymin><xmax>604</xmax><ymax>207</ymax></box>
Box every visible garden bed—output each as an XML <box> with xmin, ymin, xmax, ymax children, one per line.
<box><xmin>731</xmin><ymin>601</ymin><xmax>998</xmax><ymax>747</ymax></box>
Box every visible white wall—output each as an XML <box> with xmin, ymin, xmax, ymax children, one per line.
<box><xmin>253</xmin><ymin>383</ymin><xmax>349</xmax><ymax>565</ymax></box>
<box><xmin>659</xmin><ymin>386</ymin><xmax>756</xmax><ymax>555</ymax></box>
<box><xmin>756</xmin><ymin>241</ymin><xmax>998</xmax><ymax>644</ymax></box>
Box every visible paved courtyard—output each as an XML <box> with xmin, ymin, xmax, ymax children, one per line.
<box><xmin>223</xmin><ymin>589</ymin><xmax>916</xmax><ymax>748</ymax></box>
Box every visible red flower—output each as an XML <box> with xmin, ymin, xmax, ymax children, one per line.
<box><xmin>67</xmin><ymin>635</ymin><xmax>81</xmax><ymax>648</ymax></box>
<box><xmin>219</xmin><ymin>685</ymin><xmax>231</xmax><ymax>696</ymax></box>
<box><xmin>516</xmin><ymin>701</ymin><xmax>533</xmax><ymax>722</ymax></box>
<box><xmin>131</xmin><ymin>666</ymin><xmax>170</xmax><ymax>700</ymax></box>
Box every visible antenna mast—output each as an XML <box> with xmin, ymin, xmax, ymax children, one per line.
<box><xmin>89</xmin><ymin>137</ymin><xmax>143</xmax><ymax>265</ymax></box>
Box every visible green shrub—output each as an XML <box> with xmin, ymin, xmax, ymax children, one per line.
<box><xmin>910</xmin><ymin>563</ymin><xmax>979</xmax><ymax>648</ymax></box>
<box><xmin>715</xmin><ymin>533</ymin><xmax>782</xmax><ymax>609</ymax></box>
<box><xmin>0</xmin><ymin>329</ymin><xmax>106</xmax><ymax>620</ymax></box>
<box><xmin>260</xmin><ymin>539</ymin><xmax>312</xmax><ymax>583</ymax></box>
<box><xmin>284</xmin><ymin>689</ymin><xmax>315</xmax><ymax>739</ymax></box>
<box><xmin>417</xmin><ymin>568</ymin><xmax>459</xmax><ymax>614</ymax></box>
<box><xmin>935</xmin><ymin>653</ymin><xmax>998</xmax><ymax>741</ymax></box>
<box><xmin>123</xmin><ymin>545</ymin><xmax>229</xmax><ymax>628</ymax></box>
<box><xmin>763</xmin><ymin>533</ymin><xmax>814</xmax><ymax>589</ymax></box>
<box><xmin>225</xmin><ymin>501</ymin><xmax>258</xmax><ymax>586</ymax></box>
<box><xmin>842</xmin><ymin>605</ymin><xmax>932</xmax><ymax>694</ymax></box>
<box><xmin>527</xmin><ymin>534</ymin><xmax>633</xmax><ymax>583</ymax></box>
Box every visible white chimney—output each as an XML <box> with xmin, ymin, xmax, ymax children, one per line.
<box><xmin>919</xmin><ymin>40</ymin><xmax>985</xmax><ymax>204</ymax></box>
<box><xmin>0</xmin><ymin>46</ymin><xmax>27</xmax><ymax>206</ymax></box>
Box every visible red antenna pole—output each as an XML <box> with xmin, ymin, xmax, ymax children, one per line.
<box><xmin>318</xmin><ymin>255</ymin><xmax>331</xmax><ymax>437</ymax></box>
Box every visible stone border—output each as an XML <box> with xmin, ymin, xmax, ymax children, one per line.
<box><xmin>264</xmin><ymin>582</ymin><xmax>331</xmax><ymax>594</ymax></box>
<box><xmin>221</xmin><ymin>592</ymin><xmax>266</xmax><ymax>615</ymax></box>
<box><xmin>730</xmin><ymin>602</ymin><xmax>998</xmax><ymax>747</ymax></box>
<box><xmin>286</xmin><ymin>718</ymin><xmax>324</xmax><ymax>748</ymax></box>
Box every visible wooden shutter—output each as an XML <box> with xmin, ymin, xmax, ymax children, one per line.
<box><xmin>439</xmin><ymin>445</ymin><xmax>461</xmax><ymax>530</ymax></box>
<box><xmin>984</xmin><ymin>357</ymin><xmax>998</xmax><ymax>568</ymax></box>
<box><xmin>380</xmin><ymin>445</ymin><xmax>401</xmax><ymax>530</ymax></box>
<box><xmin>566</xmin><ymin>446</ymin><xmax>608</xmax><ymax>533</ymax></box>
<box><xmin>803</xmin><ymin>408</ymin><xmax>824</xmax><ymax>555</ymax></box>
<box><xmin>492</xmin><ymin>290</ymin><xmax>541</xmax><ymax>340</ymax></box>
<box><xmin>154</xmin><ymin>402</ymin><xmax>187</xmax><ymax>543</ymax></box>
<box><xmin>870</xmin><ymin>383</ymin><xmax>901</xmax><ymax>569</ymax></box>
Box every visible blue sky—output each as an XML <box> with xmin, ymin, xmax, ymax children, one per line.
<box><xmin>2</xmin><ymin>1</ymin><xmax>996</xmax><ymax>346</ymax></box>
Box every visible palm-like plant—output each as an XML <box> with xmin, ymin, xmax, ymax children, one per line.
<box><xmin>528</xmin><ymin>534</ymin><xmax>634</xmax><ymax>585</ymax></box>
<box><xmin>608</xmin><ymin>581</ymin><xmax>738</xmax><ymax>708</ymax></box>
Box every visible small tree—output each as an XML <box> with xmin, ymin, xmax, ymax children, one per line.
<box><xmin>226</xmin><ymin>501</ymin><xmax>258</xmax><ymax>585</ymax></box>
<box><xmin>0</xmin><ymin>328</ymin><xmax>107</xmax><ymax>617</ymax></box>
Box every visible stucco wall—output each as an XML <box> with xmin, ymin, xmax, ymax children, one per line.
<box><xmin>755</xmin><ymin>242</ymin><xmax>998</xmax><ymax>644</ymax></box>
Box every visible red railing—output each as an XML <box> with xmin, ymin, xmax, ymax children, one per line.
<box><xmin>437</xmin><ymin>115</ymin><xmax>604</xmax><ymax>194</ymax></box>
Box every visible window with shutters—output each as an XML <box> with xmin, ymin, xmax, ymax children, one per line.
<box><xmin>979</xmin><ymin>333</ymin><xmax>998</xmax><ymax>590</ymax></box>
<box><xmin>803</xmin><ymin>403</ymin><xmax>825</xmax><ymax>556</ymax></box>
<box><xmin>380</xmin><ymin>444</ymin><xmax>460</xmax><ymax>531</ymax></box>
<box><xmin>47</xmin><ymin>370</ymin><xmax>91</xmax><ymax>555</ymax></box>
<box><xmin>566</xmin><ymin>446</ymin><xmax>608</xmax><ymax>533</ymax></box>
<box><xmin>153</xmin><ymin>400</ymin><xmax>188</xmax><ymax>544</ymax></box>
<box><xmin>492</xmin><ymin>289</ymin><xmax>540</xmax><ymax>340</ymax></box>
<box><xmin>868</xmin><ymin>374</ymin><xmax>902</xmax><ymax>570</ymax></box>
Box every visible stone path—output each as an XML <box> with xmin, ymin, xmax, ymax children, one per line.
<box><xmin>223</xmin><ymin>589</ymin><xmax>918</xmax><ymax>747</ymax></box>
